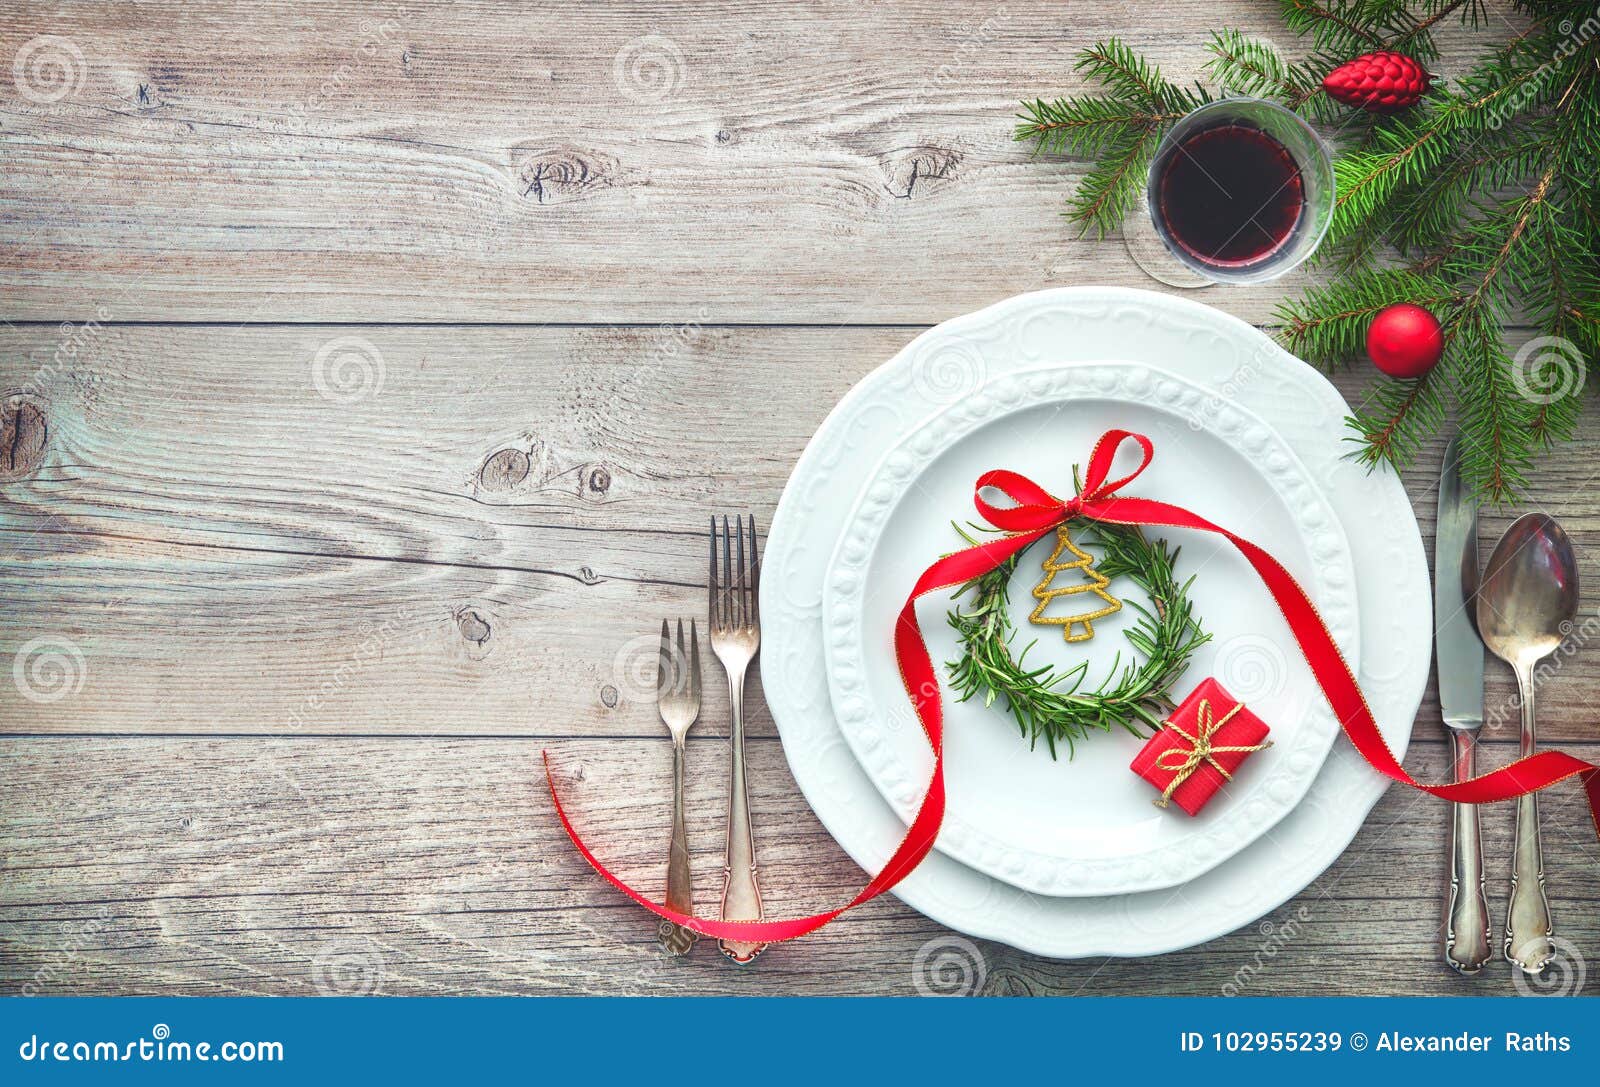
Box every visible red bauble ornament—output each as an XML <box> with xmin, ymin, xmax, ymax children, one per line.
<box><xmin>1367</xmin><ymin>303</ymin><xmax>1444</xmax><ymax>378</ymax></box>
<box><xmin>1322</xmin><ymin>51</ymin><xmax>1431</xmax><ymax>112</ymax></box>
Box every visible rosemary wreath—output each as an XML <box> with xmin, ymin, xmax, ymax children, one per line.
<box><xmin>945</xmin><ymin>520</ymin><xmax>1209</xmax><ymax>758</ymax></box>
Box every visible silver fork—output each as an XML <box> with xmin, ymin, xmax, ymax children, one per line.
<box><xmin>709</xmin><ymin>515</ymin><xmax>766</xmax><ymax>963</ymax></box>
<box><xmin>656</xmin><ymin>619</ymin><xmax>701</xmax><ymax>956</ymax></box>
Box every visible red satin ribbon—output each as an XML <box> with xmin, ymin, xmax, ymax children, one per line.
<box><xmin>545</xmin><ymin>429</ymin><xmax>1600</xmax><ymax>944</ymax></box>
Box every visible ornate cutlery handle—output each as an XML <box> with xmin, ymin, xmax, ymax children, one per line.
<box><xmin>719</xmin><ymin>666</ymin><xmax>766</xmax><ymax>964</ymax></box>
<box><xmin>1505</xmin><ymin>671</ymin><xmax>1553</xmax><ymax>973</ymax></box>
<box><xmin>1443</xmin><ymin>729</ymin><xmax>1490</xmax><ymax>974</ymax></box>
<box><xmin>1507</xmin><ymin>790</ymin><xmax>1553</xmax><ymax>971</ymax></box>
<box><xmin>657</xmin><ymin>738</ymin><xmax>698</xmax><ymax>955</ymax></box>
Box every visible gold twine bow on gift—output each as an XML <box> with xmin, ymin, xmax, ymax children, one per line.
<box><xmin>1151</xmin><ymin>699</ymin><xmax>1274</xmax><ymax>809</ymax></box>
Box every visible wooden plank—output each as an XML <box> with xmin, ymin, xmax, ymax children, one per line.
<box><xmin>0</xmin><ymin>1</ymin><xmax>1507</xmax><ymax>324</ymax></box>
<box><xmin>2</xmin><ymin>736</ymin><xmax>1596</xmax><ymax>995</ymax></box>
<box><xmin>3</xmin><ymin>323</ymin><xmax>1598</xmax><ymax>740</ymax></box>
<box><xmin>0</xmin><ymin>322</ymin><xmax>874</xmax><ymax>736</ymax></box>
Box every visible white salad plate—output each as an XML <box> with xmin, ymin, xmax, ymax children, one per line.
<box><xmin>761</xmin><ymin>286</ymin><xmax>1430</xmax><ymax>957</ymax></box>
<box><xmin>821</xmin><ymin>361</ymin><xmax>1359</xmax><ymax>896</ymax></box>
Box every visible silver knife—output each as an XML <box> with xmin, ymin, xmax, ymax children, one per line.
<box><xmin>1435</xmin><ymin>436</ymin><xmax>1492</xmax><ymax>974</ymax></box>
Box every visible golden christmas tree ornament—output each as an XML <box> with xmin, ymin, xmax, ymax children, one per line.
<box><xmin>1030</xmin><ymin>524</ymin><xmax>1122</xmax><ymax>642</ymax></box>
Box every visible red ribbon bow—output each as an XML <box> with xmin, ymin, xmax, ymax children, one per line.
<box><xmin>546</xmin><ymin>430</ymin><xmax>1600</xmax><ymax>945</ymax></box>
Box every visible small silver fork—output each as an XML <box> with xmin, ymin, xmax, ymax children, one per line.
<box><xmin>656</xmin><ymin>619</ymin><xmax>701</xmax><ymax>956</ymax></box>
<box><xmin>709</xmin><ymin>515</ymin><xmax>766</xmax><ymax>963</ymax></box>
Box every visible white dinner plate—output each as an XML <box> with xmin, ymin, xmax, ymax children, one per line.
<box><xmin>762</xmin><ymin>286</ymin><xmax>1429</xmax><ymax>957</ymax></box>
<box><xmin>822</xmin><ymin>361</ymin><xmax>1358</xmax><ymax>896</ymax></box>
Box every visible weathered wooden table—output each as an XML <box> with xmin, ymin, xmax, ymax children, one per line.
<box><xmin>3</xmin><ymin>2</ymin><xmax>1596</xmax><ymax>996</ymax></box>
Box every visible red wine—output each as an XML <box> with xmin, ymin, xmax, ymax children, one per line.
<box><xmin>1154</xmin><ymin>122</ymin><xmax>1305</xmax><ymax>268</ymax></box>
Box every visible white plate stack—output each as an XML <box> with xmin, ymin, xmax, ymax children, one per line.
<box><xmin>761</xmin><ymin>287</ymin><xmax>1430</xmax><ymax>957</ymax></box>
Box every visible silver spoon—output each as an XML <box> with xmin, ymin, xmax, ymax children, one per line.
<box><xmin>1476</xmin><ymin>512</ymin><xmax>1579</xmax><ymax>974</ymax></box>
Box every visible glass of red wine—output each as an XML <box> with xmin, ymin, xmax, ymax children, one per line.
<box><xmin>1125</xmin><ymin>97</ymin><xmax>1334</xmax><ymax>288</ymax></box>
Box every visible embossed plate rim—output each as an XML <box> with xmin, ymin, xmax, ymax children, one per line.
<box><xmin>821</xmin><ymin>360</ymin><xmax>1358</xmax><ymax>895</ymax></box>
<box><xmin>762</xmin><ymin>286</ymin><xmax>1429</xmax><ymax>957</ymax></box>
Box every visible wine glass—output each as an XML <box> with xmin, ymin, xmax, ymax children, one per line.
<box><xmin>1124</xmin><ymin>97</ymin><xmax>1335</xmax><ymax>288</ymax></box>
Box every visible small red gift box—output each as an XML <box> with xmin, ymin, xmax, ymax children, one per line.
<box><xmin>1130</xmin><ymin>678</ymin><xmax>1272</xmax><ymax>816</ymax></box>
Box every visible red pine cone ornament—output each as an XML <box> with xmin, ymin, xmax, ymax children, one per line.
<box><xmin>1322</xmin><ymin>51</ymin><xmax>1431</xmax><ymax>112</ymax></box>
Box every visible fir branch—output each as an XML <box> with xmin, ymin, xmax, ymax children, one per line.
<box><xmin>1386</xmin><ymin>135</ymin><xmax>1549</xmax><ymax>254</ymax></box>
<box><xmin>1347</xmin><ymin>364</ymin><xmax>1447</xmax><ymax>469</ymax></box>
<box><xmin>1392</xmin><ymin>0</ymin><xmax>1476</xmax><ymax>51</ymax></box>
<box><xmin>1016</xmin><ymin>38</ymin><xmax>1206</xmax><ymax>237</ymax></box>
<box><xmin>1524</xmin><ymin>362</ymin><xmax>1583</xmax><ymax>453</ymax></box>
<box><xmin>1015</xmin><ymin>96</ymin><xmax>1181</xmax><ymax>157</ymax></box>
<box><xmin>1332</xmin><ymin>39</ymin><xmax>1567</xmax><ymax>243</ymax></box>
<box><xmin>1449</xmin><ymin>307</ymin><xmax>1532</xmax><ymax>501</ymax></box>
<box><xmin>1279</xmin><ymin>1</ymin><xmax>1389</xmax><ymax>51</ymax></box>
<box><xmin>1278</xmin><ymin>0</ymin><xmax>1445</xmax><ymax>60</ymax></box>
<box><xmin>1203</xmin><ymin>30</ymin><xmax>1337</xmax><ymax>119</ymax></box>
<box><xmin>1068</xmin><ymin>130</ymin><xmax>1161</xmax><ymax>239</ymax></box>
<box><xmin>1204</xmin><ymin>30</ymin><xmax>1305</xmax><ymax>102</ymax></box>
<box><xmin>1329</xmin><ymin>103</ymin><xmax>1463</xmax><ymax>245</ymax></box>
<box><xmin>1075</xmin><ymin>39</ymin><xmax>1204</xmax><ymax>113</ymax></box>
<box><xmin>1276</xmin><ymin>268</ymin><xmax>1456</xmax><ymax>365</ymax></box>
<box><xmin>1450</xmin><ymin>160</ymin><xmax>1560</xmax><ymax>316</ymax></box>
